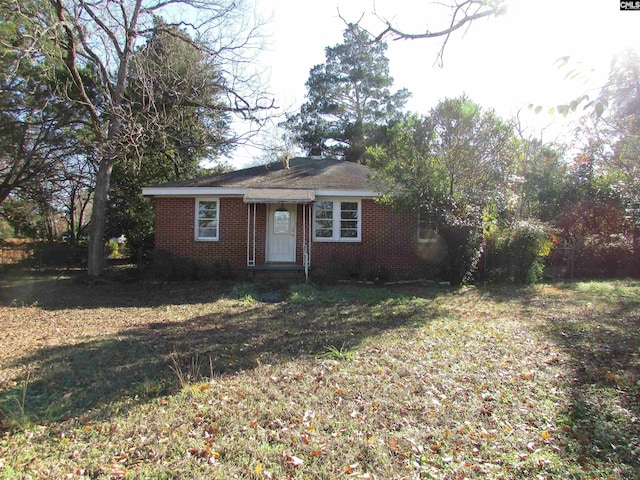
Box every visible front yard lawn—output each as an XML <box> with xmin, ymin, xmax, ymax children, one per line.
<box><xmin>1</xmin><ymin>273</ymin><xmax>639</xmax><ymax>479</ymax></box>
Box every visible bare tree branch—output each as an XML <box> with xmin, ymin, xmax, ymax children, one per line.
<box><xmin>340</xmin><ymin>0</ymin><xmax>506</xmax><ymax>66</ymax></box>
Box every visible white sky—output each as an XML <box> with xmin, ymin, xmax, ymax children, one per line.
<box><xmin>227</xmin><ymin>0</ymin><xmax>640</xmax><ymax>168</ymax></box>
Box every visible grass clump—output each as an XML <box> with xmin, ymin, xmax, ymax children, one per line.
<box><xmin>229</xmin><ymin>282</ymin><xmax>261</xmax><ymax>305</ymax></box>
<box><xmin>288</xmin><ymin>283</ymin><xmax>318</xmax><ymax>303</ymax></box>
<box><xmin>318</xmin><ymin>342</ymin><xmax>357</xmax><ymax>361</ymax></box>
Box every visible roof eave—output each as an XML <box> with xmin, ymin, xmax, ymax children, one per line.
<box><xmin>141</xmin><ymin>186</ymin><xmax>379</xmax><ymax>198</ymax></box>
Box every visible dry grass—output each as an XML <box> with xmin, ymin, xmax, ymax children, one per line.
<box><xmin>0</xmin><ymin>270</ymin><xmax>639</xmax><ymax>479</ymax></box>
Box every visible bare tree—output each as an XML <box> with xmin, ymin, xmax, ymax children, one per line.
<box><xmin>33</xmin><ymin>0</ymin><xmax>274</xmax><ymax>276</ymax></box>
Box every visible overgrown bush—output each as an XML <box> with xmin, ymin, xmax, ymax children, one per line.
<box><xmin>128</xmin><ymin>233</ymin><xmax>154</xmax><ymax>268</ymax></box>
<box><xmin>552</xmin><ymin>196</ymin><xmax>635</xmax><ymax>279</ymax></box>
<box><xmin>439</xmin><ymin>206</ymin><xmax>484</xmax><ymax>285</ymax></box>
<box><xmin>152</xmin><ymin>250</ymin><xmax>196</xmax><ymax>281</ymax></box>
<box><xmin>0</xmin><ymin>219</ymin><xmax>13</xmax><ymax>239</ymax></box>
<box><xmin>32</xmin><ymin>242</ymin><xmax>87</xmax><ymax>268</ymax></box>
<box><xmin>194</xmin><ymin>260</ymin><xmax>236</xmax><ymax>281</ymax></box>
<box><xmin>107</xmin><ymin>241</ymin><xmax>120</xmax><ymax>258</ymax></box>
<box><xmin>366</xmin><ymin>265</ymin><xmax>391</xmax><ymax>285</ymax></box>
<box><xmin>484</xmin><ymin>220</ymin><xmax>552</xmax><ymax>284</ymax></box>
<box><xmin>312</xmin><ymin>254</ymin><xmax>364</xmax><ymax>284</ymax></box>
<box><xmin>549</xmin><ymin>234</ymin><xmax>634</xmax><ymax>279</ymax></box>
<box><xmin>152</xmin><ymin>250</ymin><xmax>236</xmax><ymax>281</ymax></box>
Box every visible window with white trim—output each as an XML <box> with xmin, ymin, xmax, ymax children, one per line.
<box><xmin>195</xmin><ymin>198</ymin><xmax>219</xmax><ymax>241</ymax></box>
<box><xmin>418</xmin><ymin>206</ymin><xmax>438</xmax><ymax>243</ymax></box>
<box><xmin>313</xmin><ymin>199</ymin><xmax>361</xmax><ymax>242</ymax></box>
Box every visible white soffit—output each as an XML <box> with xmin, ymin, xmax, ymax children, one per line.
<box><xmin>243</xmin><ymin>188</ymin><xmax>316</xmax><ymax>203</ymax></box>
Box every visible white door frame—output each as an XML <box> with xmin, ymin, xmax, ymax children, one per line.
<box><xmin>266</xmin><ymin>203</ymin><xmax>297</xmax><ymax>263</ymax></box>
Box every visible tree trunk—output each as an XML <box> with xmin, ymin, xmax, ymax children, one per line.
<box><xmin>87</xmin><ymin>158</ymin><xmax>114</xmax><ymax>276</ymax></box>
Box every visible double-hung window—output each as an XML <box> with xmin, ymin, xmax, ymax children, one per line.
<box><xmin>195</xmin><ymin>198</ymin><xmax>219</xmax><ymax>241</ymax></box>
<box><xmin>313</xmin><ymin>199</ymin><xmax>361</xmax><ymax>242</ymax></box>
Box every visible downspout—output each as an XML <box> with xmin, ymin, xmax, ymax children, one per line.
<box><xmin>303</xmin><ymin>203</ymin><xmax>309</xmax><ymax>282</ymax></box>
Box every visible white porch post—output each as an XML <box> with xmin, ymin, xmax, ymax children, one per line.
<box><xmin>302</xmin><ymin>203</ymin><xmax>312</xmax><ymax>281</ymax></box>
<box><xmin>246</xmin><ymin>203</ymin><xmax>256</xmax><ymax>267</ymax></box>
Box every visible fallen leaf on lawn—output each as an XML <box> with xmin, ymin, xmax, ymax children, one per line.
<box><xmin>389</xmin><ymin>437</ymin><xmax>399</xmax><ymax>451</ymax></box>
<box><xmin>430</xmin><ymin>444</ymin><xmax>442</xmax><ymax>453</ymax></box>
<box><xmin>285</xmin><ymin>454</ymin><xmax>304</xmax><ymax>466</ymax></box>
<box><xmin>107</xmin><ymin>465</ymin><xmax>127</xmax><ymax>478</ymax></box>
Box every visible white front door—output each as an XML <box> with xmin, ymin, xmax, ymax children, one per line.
<box><xmin>267</xmin><ymin>204</ymin><xmax>296</xmax><ymax>262</ymax></box>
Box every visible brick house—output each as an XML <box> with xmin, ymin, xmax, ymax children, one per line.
<box><xmin>142</xmin><ymin>157</ymin><xmax>443</xmax><ymax>280</ymax></box>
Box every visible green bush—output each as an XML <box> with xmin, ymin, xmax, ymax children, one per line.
<box><xmin>439</xmin><ymin>206</ymin><xmax>484</xmax><ymax>286</ymax></box>
<box><xmin>195</xmin><ymin>260</ymin><xmax>236</xmax><ymax>281</ymax></box>
<box><xmin>107</xmin><ymin>241</ymin><xmax>120</xmax><ymax>257</ymax></box>
<box><xmin>0</xmin><ymin>218</ymin><xmax>13</xmax><ymax>239</ymax></box>
<box><xmin>152</xmin><ymin>249</ymin><xmax>196</xmax><ymax>281</ymax></box>
<box><xmin>32</xmin><ymin>242</ymin><xmax>88</xmax><ymax>268</ymax></box>
<box><xmin>152</xmin><ymin>250</ymin><xmax>236</xmax><ymax>282</ymax></box>
<box><xmin>485</xmin><ymin>220</ymin><xmax>552</xmax><ymax>284</ymax></box>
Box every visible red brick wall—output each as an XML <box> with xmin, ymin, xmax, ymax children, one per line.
<box><xmin>310</xmin><ymin>199</ymin><xmax>441</xmax><ymax>278</ymax></box>
<box><xmin>154</xmin><ymin>197</ymin><xmax>265</xmax><ymax>268</ymax></box>
<box><xmin>153</xmin><ymin>197</ymin><xmax>441</xmax><ymax>278</ymax></box>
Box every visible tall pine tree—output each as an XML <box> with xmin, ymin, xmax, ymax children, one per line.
<box><xmin>286</xmin><ymin>24</ymin><xmax>409</xmax><ymax>163</ymax></box>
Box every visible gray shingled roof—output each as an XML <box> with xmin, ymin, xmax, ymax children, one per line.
<box><xmin>148</xmin><ymin>157</ymin><xmax>374</xmax><ymax>191</ymax></box>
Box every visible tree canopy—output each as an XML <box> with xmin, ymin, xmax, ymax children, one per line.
<box><xmin>370</xmin><ymin>96</ymin><xmax>518</xmax><ymax>211</ymax></box>
<box><xmin>0</xmin><ymin>1</ymin><xmax>82</xmax><ymax>205</ymax></box>
<box><xmin>286</xmin><ymin>24</ymin><xmax>409</xmax><ymax>163</ymax></box>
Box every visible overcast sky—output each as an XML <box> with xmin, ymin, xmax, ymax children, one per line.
<box><xmin>225</xmin><ymin>0</ymin><xmax>640</xmax><ymax>168</ymax></box>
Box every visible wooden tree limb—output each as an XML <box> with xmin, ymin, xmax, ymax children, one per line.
<box><xmin>339</xmin><ymin>0</ymin><xmax>506</xmax><ymax>66</ymax></box>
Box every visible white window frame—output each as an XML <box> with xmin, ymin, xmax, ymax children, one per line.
<box><xmin>313</xmin><ymin>198</ymin><xmax>361</xmax><ymax>242</ymax></box>
<box><xmin>417</xmin><ymin>206</ymin><xmax>438</xmax><ymax>243</ymax></box>
<box><xmin>195</xmin><ymin>197</ymin><xmax>220</xmax><ymax>241</ymax></box>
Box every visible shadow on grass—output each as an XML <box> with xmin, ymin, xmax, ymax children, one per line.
<box><xmin>544</xmin><ymin>305</ymin><xmax>640</xmax><ymax>470</ymax></box>
<box><xmin>0</xmin><ymin>283</ymin><xmax>444</xmax><ymax>430</ymax></box>
<box><xmin>484</xmin><ymin>280</ymin><xmax>640</xmax><ymax>473</ymax></box>
<box><xmin>0</xmin><ymin>267</ymin><xmax>233</xmax><ymax>309</ymax></box>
